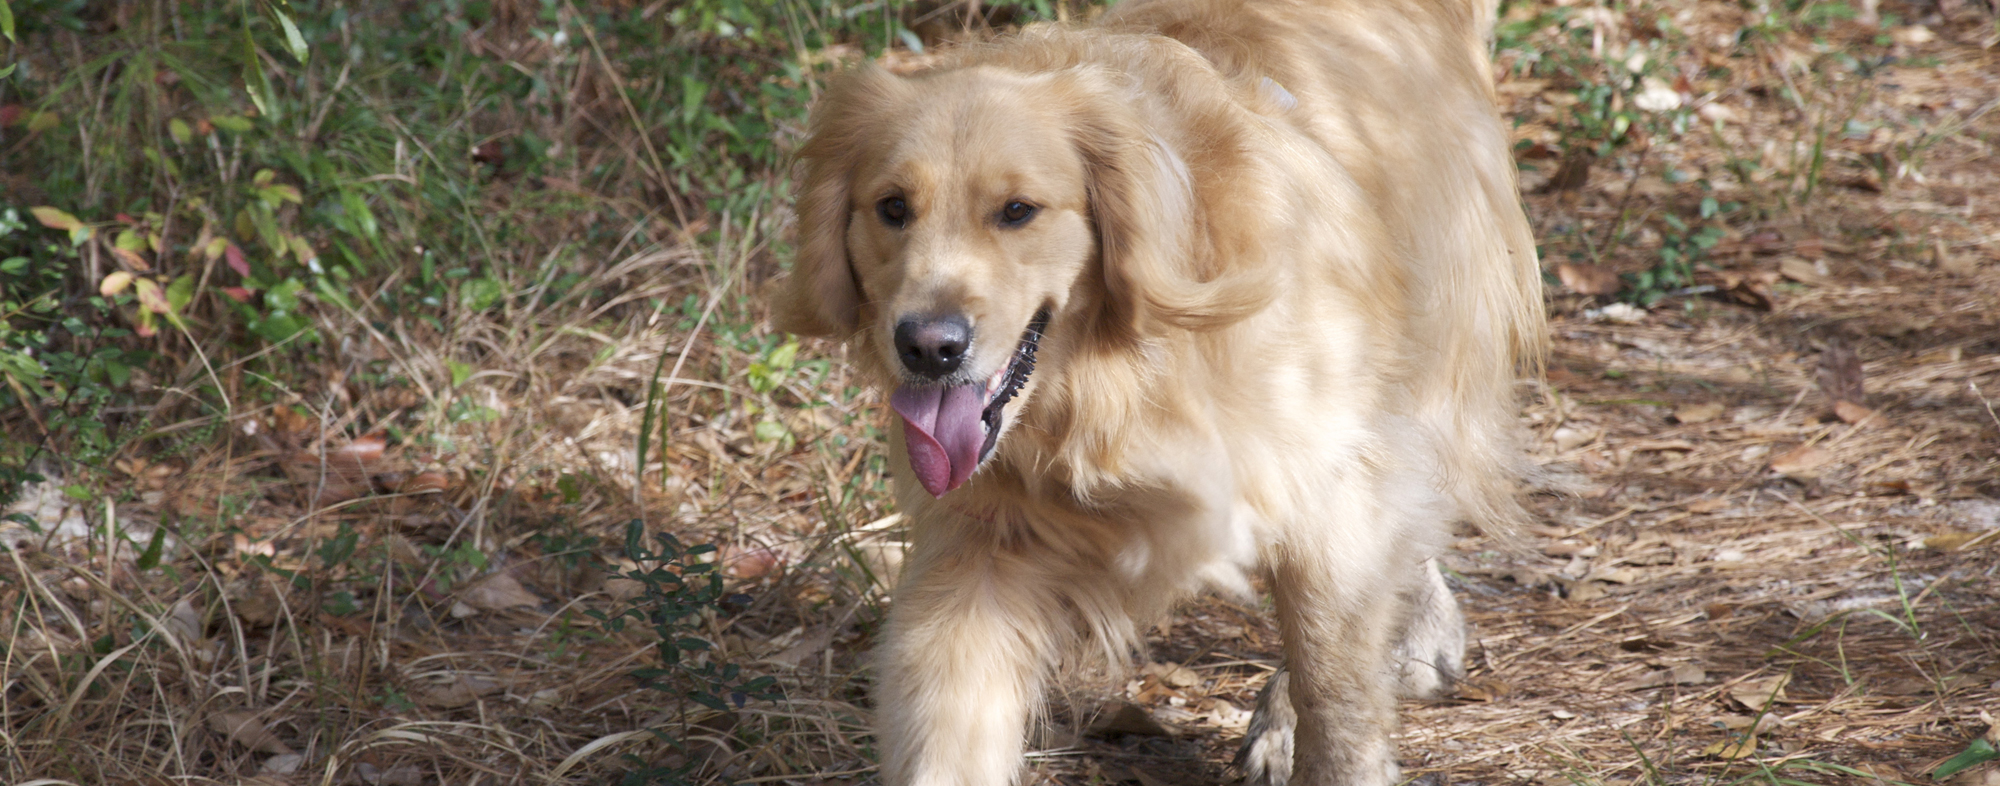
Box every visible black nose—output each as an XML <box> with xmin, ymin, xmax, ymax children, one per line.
<box><xmin>895</xmin><ymin>314</ymin><xmax>972</xmax><ymax>378</ymax></box>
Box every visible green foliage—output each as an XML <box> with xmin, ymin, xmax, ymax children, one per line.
<box><xmin>588</xmin><ymin>520</ymin><xmax>782</xmax><ymax>783</ymax></box>
<box><xmin>3</xmin><ymin>0</ymin><xmax>1068</xmax><ymax>506</ymax></box>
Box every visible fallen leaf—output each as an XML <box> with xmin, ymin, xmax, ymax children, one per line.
<box><xmin>1703</xmin><ymin>732</ymin><xmax>1758</xmax><ymax>760</ymax></box>
<box><xmin>457</xmin><ymin>571</ymin><xmax>541</xmax><ymax>613</ymax></box>
<box><xmin>209</xmin><ymin>711</ymin><xmax>295</xmax><ymax>755</ymax></box>
<box><xmin>1833</xmin><ymin>399</ymin><xmax>1879</xmax><ymax>426</ymax></box>
<box><xmin>1143</xmin><ymin>661</ymin><xmax>1202</xmax><ymax>688</ymax></box>
<box><xmin>1630</xmin><ymin>663</ymin><xmax>1707</xmax><ymax>689</ymax></box>
<box><xmin>261</xmin><ymin>753</ymin><xmax>305</xmax><ymax>775</ymax></box>
<box><xmin>414</xmin><ymin>673</ymin><xmax>505</xmax><ymax>708</ymax></box>
<box><xmin>1778</xmin><ymin>256</ymin><xmax>1829</xmax><ymax>285</ymax></box>
<box><xmin>1557</xmin><ymin>263</ymin><xmax>1624</xmax><ymax>295</ymax></box>
<box><xmin>721</xmin><ymin>544</ymin><xmax>783</xmax><ymax>580</ymax></box>
<box><xmin>398</xmin><ymin>470</ymin><xmax>449</xmax><ymax>494</ymax></box>
<box><xmin>1675</xmin><ymin>402</ymin><xmax>1726</xmax><ymax>424</ymax></box>
<box><xmin>1456</xmin><ymin>675</ymin><xmax>1512</xmax><ymax>701</ymax></box>
<box><xmin>1769</xmin><ymin>445</ymin><xmax>1830</xmax><ymax>480</ymax></box>
<box><xmin>1539</xmin><ymin>147</ymin><xmax>1595</xmax><ymax>193</ymax></box>
<box><xmin>166</xmin><ymin>597</ymin><xmax>205</xmax><ymax>644</ymax></box>
<box><xmin>1087</xmin><ymin>700</ymin><xmax>1175</xmax><ymax>738</ymax></box>
<box><xmin>1718</xmin><ymin>713</ymin><xmax>1786</xmax><ymax>733</ymax></box>
<box><xmin>1729</xmin><ymin>672</ymin><xmax>1791</xmax><ymax>711</ymax></box>
<box><xmin>1926</xmin><ymin>530</ymin><xmax>1998</xmax><ymax>551</ymax></box>
<box><xmin>1686</xmin><ymin>498</ymin><xmax>1729</xmax><ymax>514</ymax></box>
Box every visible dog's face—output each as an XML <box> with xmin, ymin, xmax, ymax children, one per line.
<box><xmin>775</xmin><ymin>62</ymin><xmax>1277</xmax><ymax>497</ymax></box>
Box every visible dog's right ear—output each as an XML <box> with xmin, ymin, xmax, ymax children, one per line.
<box><xmin>770</xmin><ymin>65</ymin><xmax>907</xmax><ymax>338</ymax></box>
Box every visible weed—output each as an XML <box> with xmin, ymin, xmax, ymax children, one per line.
<box><xmin>590</xmin><ymin>519</ymin><xmax>783</xmax><ymax>783</ymax></box>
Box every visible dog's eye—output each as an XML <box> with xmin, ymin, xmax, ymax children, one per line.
<box><xmin>1000</xmin><ymin>200</ymin><xmax>1037</xmax><ymax>227</ymax></box>
<box><xmin>877</xmin><ymin>197</ymin><xmax>909</xmax><ymax>228</ymax></box>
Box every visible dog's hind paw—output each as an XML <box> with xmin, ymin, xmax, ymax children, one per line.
<box><xmin>1233</xmin><ymin>669</ymin><xmax>1295</xmax><ymax>786</ymax></box>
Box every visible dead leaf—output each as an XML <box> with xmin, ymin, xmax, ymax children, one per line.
<box><xmin>1729</xmin><ymin>673</ymin><xmax>1791</xmax><ymax>711</ymax></box>
<box><xmin>414</xmin><ymin>673</ymin><xmax>505</xmax><ymax>708</ymax></box>
<box><xmin>1926</xmin><ymin>530</ymin><xmax>1998</xmax><ymax>551</ymax></box>
<box><xmin>457</xmin><ymin>571</ymin><xmax>541</xmax><ymax>613</ymax></box>
<box><xmin>229</xmin><ymin>577</ymin><xmax>284</xmax><ymax>627</ymax></box>
<box><xmin>398</xmin><ymin>470</ymin><xmax>449</xmax><ymax>494</ymax></box>
<box><xmin>1143</xmin><ymin>661</ymin><xmax>1202</xmax><ymax>689</ymax></box>
<box><xmin>1538</xmin><ymin>147</ymin><xmax>1595</xmax><ymax>193</ymax></box>
<box><xmin>1778</xmin><ymin>256</ymin><xmax>1830</xmax><ymax>285</ymax></box>
<box><xmin>1087</xmin><ymin>701</ymin><xmax>1175</xmax><ymax>738</ymax></box>
<box><xmin>1718</xmin><ymin>714</ymin><xmax>1787</xmax><ymax>733</ymax></box>
<box><xmin>353</xmin><ymin>761</ymin><xmax>425</xmax><ymax>786</ymax></box>
<box><xmin>1769</xmin><ymin>445</ymin><xmax>1830</xmax><ymax>480</ymax></box>
<box><xmin>1833</xmin><ymin>399</ymin><xmax>1879</xmax><ymax>426</ymax></box>
<box><xmin>721</xmin><ymin>544</ymin><xmax>784</xmax><ymax>580</ymax></box>
<box><xmin>166</xmin><ymin>597</ymin><xmax>205</xmax><ymax>643</ymax></box>
<box><xmin>1630</xmin><ymin>663</ymin><xmax>1707</xmax><ymax>689</ymax></box>
<box><xmin>1557</xmin><ymin>263</ymin><xmax>1624</xmax><ymax>295</ymax></box>
<box><xmin>1686</xmin><ymin>498</ymin><xmax>1729</xmax><ymax>514</ymax></box>
<box><xmin>1702</xmin><ymin>732</ymin><xmax>1759</xmax><ymax>759</ymax></box>
<box><xmin>261</xmin><ymin>752</ymin><xmax>305</xmax><ymax>775</ymax></box>
<box><xmin>1675</xmin><ymin>402</ymin><xmax>1726</xmax><ymax>424</ymax></box>
<box><xmin>209</xmin><ymin>711</ymin><xmax>295</xmax><ymax>755</ymax></box>
<box><xmin>1455</xmin><ymin>675</ymin><xmax>1512</xmax><ymax>701</ymax></box>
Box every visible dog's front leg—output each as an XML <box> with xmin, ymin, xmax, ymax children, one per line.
<box><xmin>1268</xmin><ymin>550</ymin><xmax>1405</xmax><ymax>786</ymax></box>
<box><xmin>876</xmin><ymin>550</ymin><xmax>1059</xmax><ymax>786</ymax></box>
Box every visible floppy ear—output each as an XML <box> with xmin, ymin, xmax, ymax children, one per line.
<box><xmin>1062</xmin><ymin>69</ymin><xmax>1278</xmax><ymax>335</ymax></box>
<box><xmin>770</xmin><ymin>65</ymin><xmax>907</xmax><ymax>338</ymax></box>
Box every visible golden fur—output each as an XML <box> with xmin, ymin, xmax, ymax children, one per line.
<box><xmin>770</xmin><ymin>0</ymin><xmax>1545</xmax><ymax>783</ymax></box>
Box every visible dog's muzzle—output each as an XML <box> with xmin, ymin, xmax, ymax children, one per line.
<box><xmin>889</xmin><ymin>310</ymin><xmax>1049</xmax><ymax>497</ymax></box>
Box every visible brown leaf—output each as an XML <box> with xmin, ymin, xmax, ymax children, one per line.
<box><xmin>1729</xmin><ymin>673</ymin><xmax>1791</xmax><ymax>711</ymax></box>
<box><xmin>1926</xmin><ymin>530</ymin><xmax>1998</xmax><ymax>551</ymax></box>
<box><xmin>1769</xmin><ymin>445</ymin><xmax>1830</xmax><ymax>479</ymax></box>
<box><xmin>1087</xmin><ymin>700</ymin><xmax>1175</xmax><ymax>738</ymax></box>
<box><xmin>1455</xmin><ymin>675</ymin><xmax>1512</xmax><ymax>701</ymax></box>
<box><xmin>1833</xmin><ymin>399</ymin><xmax>1879</xmax><ymax>426</ymax></box>
<box><xmin>1143</xmin><ymin>661</ymin><xmax>1202</xmax><ymax>688</ymax></box>
<box><xmin>209</xmin><ymin>711</ymin><xmax>295</xmax><ymax>755</ymax></box>
<box><xmin>1557</xmin><ymin>263</ymin><xmax>1624</xmax><ymax>295</ymax></box>
<box><xmin>1630</xmin><ymin>663</ymin><xmax>1707</xmax><ymax>689</ymax></box>
<box><xmin>1538</xmin><ymin>147</ymin><xmax>1595</xmax><ymax>193</ymax></box>
<box><xmin>414</xmin><ymin>673</ymin><xmax>505</xmax><ymax>708</ymax></box>
<box><xmin>1778</xmin><ymin>256</ymin><xmax>1829</xmax><ymax>285</ymax></box>
<box><xmin>1674</xmin><ymin>402</ymin><xmax>1726</xmax><ymax>424</ymax></box>
<box><xmin>457</xmin><ymin>571</ymin><xmax>541</xmax><ymax>613</ymax></box>
<box><xmin>398</xmin><ymin>470</ymin><xmax>450</xmax><ymax>495</ymax></box>
<box><xmin>1702</xmin><ymin>732</ymin><xmax>1759</xmax><ymax>760</ymax></box>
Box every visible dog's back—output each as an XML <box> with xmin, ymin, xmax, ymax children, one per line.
<box><xmin>1101</xmin><ymin>0</ymin><xmax>1547</xmax><ymax>532</ymax></box>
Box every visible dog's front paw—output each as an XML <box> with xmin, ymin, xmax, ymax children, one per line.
<box><xmin>1233</xmin><ymin>669</ymin><xmax>1294</xmax><ymax>786</ymax></box>
<box><xmin>1393</xmin><ymin>560</ymin><xmax>1467</xmax><ymax>699</ymax></box>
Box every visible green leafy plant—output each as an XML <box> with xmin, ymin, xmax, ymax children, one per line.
<box><xmin>589</xmin><ymin>520</ymin><xmax>782</xmax><ymax>783</ymax></box>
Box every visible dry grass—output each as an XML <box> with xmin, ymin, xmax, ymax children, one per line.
<box><xmin>5</xmin><ymin>0</ymin><xmax>1999</xmax><ymax>784</ymax></box>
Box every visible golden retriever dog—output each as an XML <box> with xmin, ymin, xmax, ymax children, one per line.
<box><xmin>768</xmin><ymin>0</ymin><xmax>1545</xmax><ymax>783</ymax></box>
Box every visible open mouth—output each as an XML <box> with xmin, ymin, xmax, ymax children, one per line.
<box><xmin>890</xmin><ymin>309</ymin><xmax>1051</xmax><ymax>498</ymax></box>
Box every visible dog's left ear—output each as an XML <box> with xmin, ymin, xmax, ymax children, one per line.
<box><xmin>1060</xmin><ymin>68</ymin><xmax>1278</xmax><ymax>336</ymax></box>
<box><xmin>770</xmin><ymin>65</ymin><xmax>908</xmax><ymax>338</ymax></box>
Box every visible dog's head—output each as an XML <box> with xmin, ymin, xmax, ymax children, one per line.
<box><xmin>772</xmin><ymin>58</ymin><xmax>1277</xmax><ymax>497</ymax></box>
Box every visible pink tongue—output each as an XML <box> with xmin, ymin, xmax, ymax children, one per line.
<box><xmin>889</xmin><ymin>384</ymin><xmax>987</xmax><ymax>497</ymax></box>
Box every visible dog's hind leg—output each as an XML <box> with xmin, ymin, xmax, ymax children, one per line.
<box><xmin>875</xmin><ymin>548</ymin><xmax>1070</xmax><ymax>786</ymax></box>
<box><xmin>1234</xmin><ymin>559</ymin><xmax>1465</xmax><ymax>786</ymax></box>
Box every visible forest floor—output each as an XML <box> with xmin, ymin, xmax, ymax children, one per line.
<box><xmin>3</xmin><ymin>0</ymin><xmax>1997</xmax><ymax>784</ymax></box>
